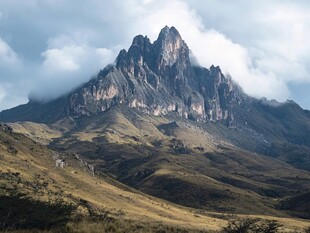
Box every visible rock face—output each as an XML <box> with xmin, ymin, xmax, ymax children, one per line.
<box><xmin>67</xmin><ymin>26</ymin><xmax>241</xmax><ymax>123</ymax></box>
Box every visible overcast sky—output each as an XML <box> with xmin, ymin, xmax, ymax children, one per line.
<box><xmin>0</xmin><ymin>0</ymin><xmax>310</xmax><ymax>111</ymax></box>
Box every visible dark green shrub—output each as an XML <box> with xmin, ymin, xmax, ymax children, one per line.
<box><xmin>222</xmin><ymin>218</ymin><xmax>281</xmax><ymax>233</ymax></box>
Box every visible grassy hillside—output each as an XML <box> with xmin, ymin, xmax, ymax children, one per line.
<box><xmin>0</xmin><ymin>123</ymin><xmax>229</xmax><ymax>232</ymax></box>
<box><xmin>1</xmin><ymin>125</ymin><xmax>309</xmax><ymax>232</ymax></box>
<box><xmin>8</xmin><ymin>106</ymin><xmax>310</xmax><ymax>220</ymax></box>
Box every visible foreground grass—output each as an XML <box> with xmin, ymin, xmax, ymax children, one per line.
<box><xmin>65</xmin><ymin>219</ymin><xmax>212</xmax><ymax>233</ymax></box>
<box><xmin>1</xmin><ymin>124</ymin><xmax>310</xmax><ymax>233</ymax></box>
<box><xmin>0</xmin><ymin>218</ymin><xmax>214</xmax><ymax>233</ymax></box>
<box><xmin>3</xmin><ymin>219</ymin><xmax>310</xmax><ymax>233</ymax></box>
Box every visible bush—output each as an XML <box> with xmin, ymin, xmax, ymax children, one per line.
<box><xmin>222</xmin><ymin>218</ymin><xmax>281</xmax><ymax>233</ymax></box>
<box><xmin>256</xmin><ymin>220</ymin><xmax>281</xmax><ymax>233</ymax></box>
<box><xmin>223</xmin><ymin>218</ymin><xmax>259</xmax><ymax>233</ymax></box>
<box><xmin>0</xmin><ymin>195</ymin><xmax>74</xmax><ymax>230</ymax></box>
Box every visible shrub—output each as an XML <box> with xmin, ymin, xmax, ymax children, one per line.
<box><xmin>223</xmin><ymin>218</ymin><xmax>259</xmax><ymax>233</ymax></box>
<box><xmin>256</xmin><ymin>220</ymin><xmax>281</xmax><ymax>233</ymax></box>
<box><xmin>222</xmin><ymin>218</ymin><xmax>281</xmax><ymax>233</ymax></box>
<box><xmin>0</xmin><ymin>195</ymin><xmax>74</xmax><ymax>230</ymax></box>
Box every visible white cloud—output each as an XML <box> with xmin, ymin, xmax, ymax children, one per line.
<box><xmin>188</xmin><ymin>31</ymin><xmax>290</xmax><ymax>100</ymax></box>
<box><xmin>0</xmin><ymin>82</ymin><xmax>29</xmax><ymax>111</ymax></box>
<box><xmin>0</xmin><ymin>87</ymin><xmax>6</xmax><ymax>103</ymax></box>
<box><xmin>42</xmin><ymin>47</ymin><xmax>80</xmax><ymax>72</ymax></box>
<box><xmin>142</xmin><ymin>0</ymin><xmax>154</xmax><ymax>5</ymax></box>
<box><xmin>0</xmin><ymin>38</ymin><xmax>20</xmax><ymax>65</ymax></box>
<box><xmin>1</xmin><ymin>0</ymin><xmax>310</xmax><ymax>110</ymax></box>
<box><xmin>30</xmin><ymin>36</ymin><xmax>115</xmax><ymax>101</ymax></box>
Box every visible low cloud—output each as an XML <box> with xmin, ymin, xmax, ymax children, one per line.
<box><xmin>0</xmin><ymin>38</ymin><xmax>21</xmax><ymax>68</ymax></box>
<box><xmin>0</xmin><ymin>38</ymin><xmax>28</xmax><ymax>110</ymax></box>
<box><xmin>0</xmin><ymin>87</ymin><xmax>6</xmax><ymax>103</ymax></box>
<box><xmin>32</xmin><ymin>41</ymin><xmax>115</xmax><ymax>101</ymax></box>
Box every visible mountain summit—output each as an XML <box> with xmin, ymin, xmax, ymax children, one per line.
<box><xmin>68</xmin><ymin>26</ymin><xmax>241</xmax><ymax>123</ymax></box>
<box><xmin>117</xmin><ymin>26</ymin><xmax>189</xmax><ymax>74</ymax></box>
<box><xmin>0</xmin><ymin>26</ymin><xmax>240</xmax><ymax>123</ymax></box>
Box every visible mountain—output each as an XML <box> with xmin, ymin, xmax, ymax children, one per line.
<box><xmin>2</xmin><ymin>26</ymin><xmax>310</xmax><ymax>171</ymax></box>
<box><xmin>2</xmin><ymin>26</ymin><xmax>310</xmax><ymax>225</ymax></box>
<box><xmin>0</xmin><ymin>26</ymin><xmax>240</xmax><ymax>124</ymax></box>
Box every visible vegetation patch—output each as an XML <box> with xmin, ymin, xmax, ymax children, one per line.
<box><xmin>222</xmin><ymin>218</ymin><xmax>282</xmax><ymax>233</ymax></box>
<box><xmin>0</xmin><ymin>194</ymin><xmax>74</xmax><ymax>231</ymax></box>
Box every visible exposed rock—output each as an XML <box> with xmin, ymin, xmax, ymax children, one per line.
<box><xmin>67</xmin><ymin>26</ymin><xmax>240</xmax><ymax>124</ymax></box>
<box><xmin>0</xmin><ymin>123</ymin><xmax>13</xmax><ymax>134</ymax></box>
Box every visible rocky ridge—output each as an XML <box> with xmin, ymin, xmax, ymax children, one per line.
<box><xmin>67</xmin><ymin>26</ymin><xmax>241</xmax><ymax>124</ymax></box>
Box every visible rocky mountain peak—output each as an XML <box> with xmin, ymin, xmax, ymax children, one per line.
<box><xmin>132</xmin><ymin>34</ymin><xmax>151</xmax><ymax>46</ymax></box>
<box><xmin>156</xmin><ymin>26</ymin><xmax>184</xmax><ymax>54</ymax></box>
<box><xmin>158</xmin><ymin>25</ymin><xmax>181</xmax><ymax>38</ymax></box>
<box><xmin>154</xmin><ymin>26</ymin><xmax>189</xmax><ymax>70</ymax></box>
<box><xmin>0</xmin><ymin>26</ymin><xmax>241</xmax><ymax>124</ymax></box>
<box><xmin>116</xmin><ymin>33</ymin><xmax>154</xmax><ymax>73</ymax></box>
<box><xmin>116</xmin><ymin>26</ymin><xmax>190</xmax><ymax>75</ymax></box>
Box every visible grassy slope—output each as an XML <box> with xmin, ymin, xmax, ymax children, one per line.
<box><xmin>8</xmin><ymin>106</ymin><xmax>310</xmax><ymax>220</ymax></box>
<box><xmin>1</xmin><ymin>129</ymin><xmax>309</xmax><ymax>233</ymax></box>
<box><xmin>0</xmin><ymin>124</ymin><xmax>230</xmax><ymax>232</ymax></box>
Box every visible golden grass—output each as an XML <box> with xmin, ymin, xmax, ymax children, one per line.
<box><xmin>0</xmin><ymin>128</ymin><xmax>226</xmax><ymax>231</ymax></box>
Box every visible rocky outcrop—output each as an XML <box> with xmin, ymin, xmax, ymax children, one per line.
<box><xmin>0</xmin><ymin>123</ymin><xmax>13</xmax><ymax>134</ymax></box>
<box><xmin>67</xmin><ymin>26</ymin><xmax>240</xmax><ymax>124</ymax></box>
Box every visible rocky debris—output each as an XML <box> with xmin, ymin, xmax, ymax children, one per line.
<box><xmin>73</xmin><ymin>154</ymin><xmax>96</xmax><ymax>176</ymax></box>
<box><xmin>55</xmin><ymin>159</ymin><xmax>65</xmax><ymax>169</ymax></box>
<box><xmin>0</xmin><ymin>123</ymin><xmax>13</xmax><ymax>134</ymax></box>
<box><xmin>157</xmin><ymin>121</ymin><xmax>179</xmax><ymax>136</ymax></box>
<box><xmin>132</xmin><ymin>169</ymin><xmax>154</xmax><ymax>181</ymax></box>
<box><xmin>236</xmin><ymin>125</ymin><xmax>271</xmax><ymax>147</ymax></box>
<box><xmin>170</xmin><ymin>138</ymin><xmax>191</xmax><ymax>154</ymax></box>
<box><xmin>53</xmin><ymin>153</ymin><xmax>66</xmax><ymax>169</ymax></box>
<box><xmin>7</xmin><ymin>145</ymin><xmax>17</xmax><ymax>155</ymax></box>
<box><xmin>52</xmin><ymin>152</ymin><xmax>96</xmax><ymax>176</ymax></box>
<box><xmin>0</xmin><ymin>129</ymin><xmax>18</xmax><ymax>155</ymax></box>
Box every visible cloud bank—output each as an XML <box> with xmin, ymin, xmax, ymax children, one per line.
<box><xmin>0</xmin><ymin>0</ymin><xmax>310</xmax><ymax>110</ymax></box>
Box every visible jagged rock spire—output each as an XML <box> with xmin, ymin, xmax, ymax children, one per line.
<box><xmin>116</xmin><ymin>26</ymin><xmax>190</xmax><ymax>74</ymax></box>
<box><xmin>0</xmin><ymin>26</ymin><xmax>241</xmax><ymax>124</ymax></box>
<box><xmin>154</xmin><ymin>26</ymin><xmax>190</xmax><ymax>72</ymax></box>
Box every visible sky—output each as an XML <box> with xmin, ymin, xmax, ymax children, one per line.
<box><xmin>0</xmin><ymin>0</ymin><xmax>310</xmax><ymax>111</ymax></box>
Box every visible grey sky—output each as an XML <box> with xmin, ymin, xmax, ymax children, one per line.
<box><xmin>0</xmin><ymin>0</ymin><xmax>310</xmax><ymax>110</ymax></box>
